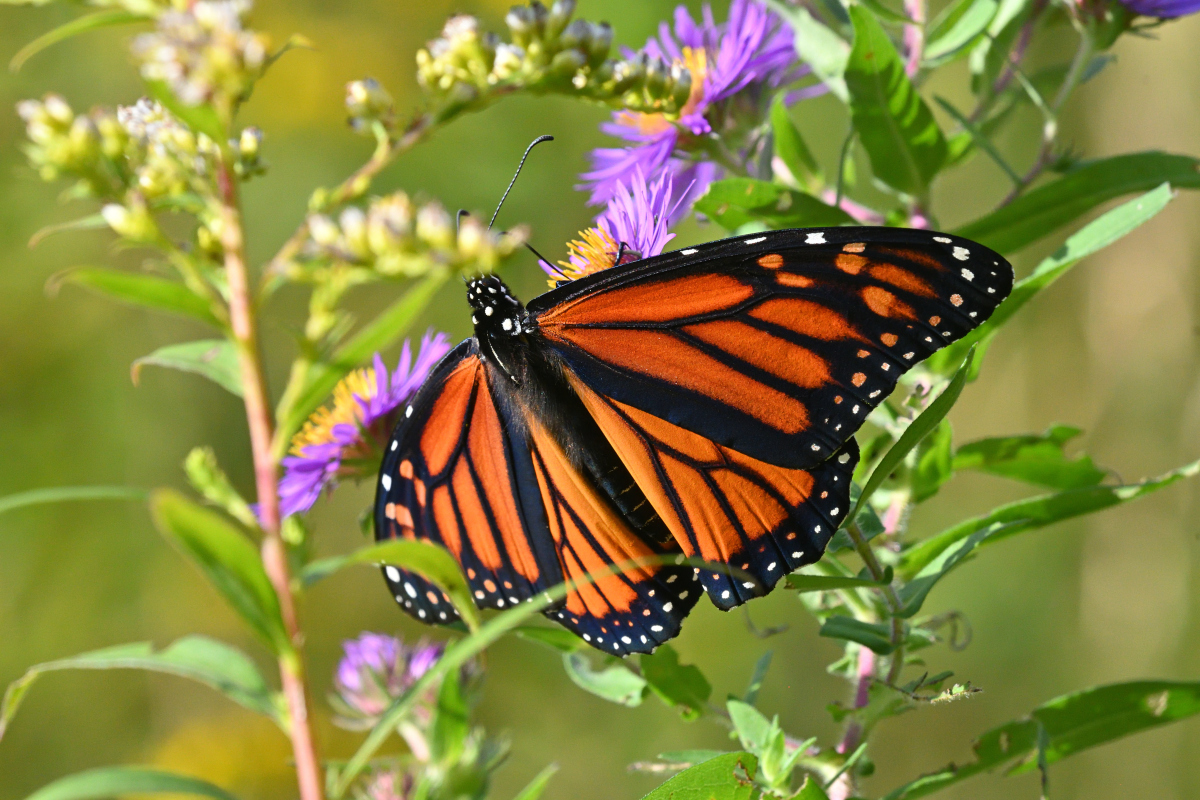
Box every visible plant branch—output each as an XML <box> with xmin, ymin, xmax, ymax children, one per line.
<box><xmin>216</xmin><ymin>154</ymin><xmax>324</xmax><ymax>800</ymax></box>
<box><xmin>844</xmin><ymin>523</ymin><xmax>907</xmax><ymax>684</ymax></box>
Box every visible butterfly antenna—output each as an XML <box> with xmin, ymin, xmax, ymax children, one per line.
<box><xmin>456</xmin><ymin>209</ymin><xmax>469</xmax><ymax>238</ymax></box>
<box><xmin>525</xmin><ymin>242</ymin><xmax>553</xmax><ymax>266</ymax></box>
<box><xmin>489</xmin><ymin>135</ymin><xmax>554</xmax><ymax>230</ymax></box>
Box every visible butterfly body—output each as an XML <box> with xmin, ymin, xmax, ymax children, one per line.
<box><xmin>377</xmin><ymin>227</ymin><xmax>1013</xmax><ymax>654</ymax></box>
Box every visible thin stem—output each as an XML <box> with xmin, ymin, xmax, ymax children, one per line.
<box><xmin>843</xmin><ymin>523</ymin><xmax>907</xmax><ymax>684</ymax></box>
<box><xmin>263</xmin><ymin>111</ymin><xmax>437</xmax><ymax>288</ymax></box>
<box><xmin>903</xmin><ymin>0</ymin><xmax>926</xmax><ymax>77</ymax></box>
<box><xmin>216</xmin><ymin>155</ymin><xmax>325</xmax><ymax>800</ymax></box>
<box><xmin>968</xmin><ymin>0</ymin><xmax>1046</xmax><ymax>125</ymax></box>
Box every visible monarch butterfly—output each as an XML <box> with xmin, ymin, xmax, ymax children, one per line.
<box><xmin>375</xmin><ymin>225</ymin><xmax>1012</xmax><ymax>654</ymax></box>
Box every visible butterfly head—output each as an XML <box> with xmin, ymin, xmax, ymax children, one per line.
<box><xmin>466</xmin><ymin>274</ymin><xmax>528</xmax><ymax>338</ymax></box>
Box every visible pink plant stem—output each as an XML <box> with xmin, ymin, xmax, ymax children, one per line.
<box><xmin>821</xmin><ymin>190</ymin><xmax>886</xmax><ymax>225</ymax></box>
<box><xmin>829</xmin><ymin>647</ymin><xmax>877</xmax><ymax>800</ymax></box>
<box><xmin>904</xmin><ymin>0</ymin><xmax>926</xmax><ymax>77</ymax></box>
<box><xmin>217</xmin><ymin>162</ymin><xmax>325</xmax><ymax>800</ymax></box>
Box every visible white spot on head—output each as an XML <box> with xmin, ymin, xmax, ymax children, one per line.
<box><xmin>745</xmin><ymin>236</ymin><xmax>767</xmax><ymax>244</ymax></box>
<box><xmin>953</xmin><ymin>248</ymin><xmax>971</xmax><ymax>261</ymax></box>
<box><xmin>380</xmin><ymin>474</ymin><xmax>392</xmax><ymax>491</ymax></box>
<box><xmin>484</xmin><ymin>306</ymin><xmax>493</xmax><ymax>316</ymax></box>
<box><xmin>805</xmin><ymin>232</ymin><xmax>826</xmax><ymax>244</ymax></box>
<box><xmin>681</xmin><ymin>248</ymin><xmax>698</xmax><ymax>255</ymax></box>
<box><xmin>501</xmin><ymin>318</ymin><xmax>512</xmax><ymax>331</ymax></box>
<box><xmin>404</xmin><ymin>582</ymin><xmax>417</xmax><ymax>598</ymax></box>
<box><xmin>933</xmin><ymin>236</ymin><xmax>951</xmax><ymax>243</ymax></box>
<box><xmin>385</xmin><ymin>566</ymin><xmax>401</xmax><ymax>582</ymax></box>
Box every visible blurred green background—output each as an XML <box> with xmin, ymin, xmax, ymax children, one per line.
<box><xmin>1</xmin><ymin>1</ymin><xmax>1198</xmax><ymax>798</ymax></box>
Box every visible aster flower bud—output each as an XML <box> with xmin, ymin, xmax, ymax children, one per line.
<box><xmin>491</xmin><ymin>43</ymin><xmax>526</xmax><ymax>80</ymax></box>
<box><xmin>546</xmin><ymin>0</ymin><xmax>577</xmax><ymax>40</ymax></box>
<box><xmin>587</xmin><ymin>21</ymin><xmax>614</xmax><ymax>65</ymax></box>
<box><xmin>549</xmin><ymin>48</ymin><xmax>587</xmax><ymax>78</ymax></box>
<box><xmin>416</xmin><ymin>202</ymin><xmax>454</xmax><ymax>251</ymax></box>
<box><xmin>308</xmin><ymin>213</ymin><xmax>340</xmax><ymax>247</ymax></box>
<box><xmin>345</xmin><ymin>78</ymin><xmax>395</xmax><ymax>133</ymax></box>
<box><xmin>505</xmin><ymin>5</ymin><xmax>538</xmax><ymax>47</ymax></box>
<box><xmin>559</xmin><ymin>18</ymin><xmax>592</xmax><ymax>52</ymax></box>
<box><xmin>102</xmin><ymin>196</ymin><xmax>160</xmax><ymax>243</ymax></box>
<box><xmin>339</xmin><ymin>206</ymin><xmax>370</xmax><ymax>259</ymax></box>
<box><xmin>644</xmin><ymin>56</ymin><xmax>670</xmax><ymax>97</ymax></box>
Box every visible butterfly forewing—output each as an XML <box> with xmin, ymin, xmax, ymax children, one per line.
<box><xmin>530</xmin><ymin>227</ymin><xmax>1012</xmax><ymax>471</ymax></box>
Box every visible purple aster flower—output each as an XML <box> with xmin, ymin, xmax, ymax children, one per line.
<box><xmin>580</xmin><ymin>0</ymin><xmax>812</xmax><ymax>209</ymax></box>
<box><xmin>544</xmin><ymin>166</ymin><xmax>686</xmax><ymax>285</ymax></box>
<box><xmin>331</xmin><ymin>632</ymin><xmax>447</xmax><ymax>728</ymax></box>
<box><xmin>1119</xmin><ymin>0</ymin><xmax>1200</xmax><ymax>15</ymax></box>
<box><xmin>278</xmin><ymin>331</ymin><xmax>451</xmax><ymax>517</ymax></box>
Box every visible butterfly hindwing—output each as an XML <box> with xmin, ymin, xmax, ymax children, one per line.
<box><xmin>530</xmin><ymin>227</ymin><xmax>1012</xmax><ymax>471</ymax></box>
<box><xmin>374</xmin><ymin>341</ymin><xmax>562</xmax><ymax>622</ymax></box>
<box><xmin>571</xmin><ymin>377</ymin><xmax>859</xmax><ymax>610</ymax></box>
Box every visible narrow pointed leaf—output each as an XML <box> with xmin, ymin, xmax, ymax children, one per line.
<box><xmin>771</xmin><ymin>96</ymin><xmax>820</xmax><ymax>185</ymax></box>
<box><xmin>923</xmin><ymin>0</ymin><xmax>998</xmax><ymax>65</ymax></box>
<box><xmin>133</xmin><ymin>340</ymin><xmax>243</xmax><ymax>396</ymax></box>
<box><xmin>764</xmin><ymin>0</ymin><xmax>849</xmax><ymax>99</ymax></box>
<box><xmin>743</xmin><ymin>652</ymin><xmax>773</xmax><ymax>705</ymax></box>
<box><xmin>0</xmin><ymin>486</ymin><xmax>147</xmax><ymax>518</ymax></box>
<box><xmin>11</xmin><ymin>10</ymin><xmax>148</xmax><ymax>71</ymax></box>
<box><xmin>22</xmin><ymin>767</ymin><xmax>240</xmax><ymax>800</ymax></box>
<box><xmin>845</xmin><ymin>5</ymin><xmax>947</xmax><ymax>196</ymax></box>
<box><xmin>640</xmin><ymin>752</ymin><xmax>762</xmax><ymax>800</ymax></box>
<box><xmin>899</xmin><ymin>458</ymin><xmax>1200</xmax><ymax>579</ymax></box>
<box><xmin>563</xmin><ymin>652</ymin><xmax>647</xmax><ymax>707</ymax></box>
<box><xmin>511</xmin><ymin>764</ymin><xmax>559</xmax><ymax>800</ymax></box>
<box><xmin>58</xmin><ymin>268</ymin><xmax>220</xmax><ymax>327</ymax></box>
<box><xmin>695</xmin><ymin>178</ymin><xmax>853</xmax><ymax>232</ymax></box>
<box><xmin>787</xmin><ymin>568</ymin><xmax>891</xmax><ymax>593</ymax></box>
<box><xmin>953</xmin><ymin>425</ymin><xmax>1106</xmax><ymax>489</ymax></box>
<box><xmin>895</xmin><ymin>523</ymin><xmax>1009</xmax><ymax>617</ymax></box>
<box><xmin>882</xmin><ymin>680</ymin><xmax>1200</xmax><ymax>799</ymax></box>
<box><xmin>912</xmin><ymin>420</ymin><xmax>955</xmax><ymax>502</ymax></box>
<box><xmin>727</xmin><ymin>700</ymin><xmax>773</xmax><ymax>752</ymax></box>
<box><xmin>1</xmin><ymin>636</ymin><xmax>277</xmax><ymax>741</ymax></box>
<box><xmin>28</xmin><ymin>214</ymin><xmax>107</xmax><ymax>247</ymax></box>
<box><xmin>953</xmin><ymin>153</ymin><xmax>1198</xmax><ymax>254</ymax></box>
<box><xmin>819</xmin><ymin>616</ymin><xmax>895</xmax><ymax>654</ymax></box>
<box><xmin>149</xmin><ymin>489</ymin><xmax>290</xmax><ymax>655</ymax></box>
<box><xmin>931</xmin><ymin>183</ymin><xmax>1174</xmax><ymax>375</ymax></box>
<box><xmin>300</xmin><ymin>539</ymin><xmax>479</xmax><ymax>631</ymax></box>
<box><xmin>514</xmin><ymin>626</ymin><xmax>588</xmax><ymax>653</ymax></box>
<box><xmin>847</xmin><ymin>347</ymin><xmax>976</xmax><ymax>527</ymax></box>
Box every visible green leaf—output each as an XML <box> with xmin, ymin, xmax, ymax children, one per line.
<box><xmin>923</xmin><ymin>0</ymin><xmax>998</xmax><ymax>65</ymax></box>
<box><xmin>743</xmin><ymin>651</ymin><xmax>773</xmax><ymax>705</ymax></box>
<box><xmin>847</xmin><ymin>346</ymin><xmax>976</xmax><ymax>527</ymax></box>
<box><xmin>0</xmin><ymin>636</ymin><xmax>278</xmax><ymax>741</ymax></box>
<box><xmin>429</xmin><ymin>668</ymin><xmax>470</xmax><ymax>763</ymax></box>
<box><xmin>300</xmin><ymin>539</ymin><xmax>479</xmax><ymax>631</ymax></box>
<box><xmin>514</xmin><ymin>626</ymin><xmax>588</xmax><ymax>653</ymax></box>
<box><xmin>184</xmin><ymin>447</ymin><xmax>259</xmax><ymax>529</ymax></box>
<box><xmin>10</xmin><ymin>10</ymin><xmax>149</xmax><ymax>71</ymax></box>
<box><xmin>28</xmin><ymin>214</ymin><xmax>108</xmax><ymax>247</ymax></box>
<box><xmin>826</xmin><ymin>485</ymin><xmax>886</xmax><ymax>551</ymax></box>
<box><xmin>659</xmin><ymin>750</ymin><xmax>730</xmax><ymax>765</ymax></box>
<box><xmin>510</xmin><ymin>764</ymin><xmax>559</xmax><ymax>800</ymax></box>
<box><xmin>279</xmin><ymin>271</ymin><xmax>448</xmax><ymax>444</ymax></box>
<box><xmin>56</xmin><ymin>268</ymin><xmax>220</xmax><ymax>327</ymax></box>
<box><xmin>642</xmin><ymin>644</ymin><xmax>712</xmax><ymax>720</ymax></box>
<box><xmin>912</xmin><ymin>420</ymin><xmax>955</xmax><ymax>502</ymax></box>
<box><xmin>22</xmin><ymin>767</ymin><xmax>240</xmax><ymax>800</ymax></box>
<box><xmin>727</xmin><ymin>700</ymin><xmax>774</xmax><ymax>753</ymax></box>
<box><xmin>794</xmin><ymin>775</ymin><xmax>832</xmax><ymax>800</ymax></box>
<box><xmin>895</xmin><ymin>523</ymin><xmax>1009</xmax><ymax>617</ymax></box>
<box><xmin>844</xmin><ymin>6</ymin><xmax>947</xmax><ymax>197</ymax></box>
<box><xmin>930</xmin><ymin>184</ymin><xmax>1174</xmax><ymax>376</ymax></box>
<box><xmin>899</xmin><ymin>458</ymin><xmax>1200</xmax><ymax>579</ymax></box>
<box><xmin>764</xmin><ymin>1</ymin><xmax>849</xmax><ymax>100</ymax></box>
<box><xmin>133</xmin><ymin>340</ymin><xmax>243</xmax><ymax>397</ymax></box>
<box><xmin>787</xmin><ymin>568</ymin><xmax>892</xmax><ymax>593</ymax></box>
<box><xmin>953</xmin><ymin>153</ymin><xmax>1198</xmax><ymax>254</ymax></box>
<box><xmin>149</xmin><ymin>489</ymin><xmax>290</xmax><ymax>655</ymax></box>
<box><xmin>641</xmin><ymin>752</ymin><xmax>762</xmax><ymax>800</ymax></box>
<box><xmin>819</xmin><ymin>616</ymin><xmax>895</xmax><ymax>654</ymax></box>
<box><xmin>881</xmin><ymin>680</ymin><xmax>1200</xmax><ymax>800</ymax></box>
<box><xmin>0</xmin><ymin>486</ymin><xmax>147</xmax><ymax>518</ymax></box>
<box><xmin>694</xmin><ymin>178</ymin><xmax>854</xmax><ymax>232</ymax></box>
<box><xmin>144</xmin><ymin>79</ymin><xmax>226</xmax><ymax>143</ymax></box>
<box><xmin>771</xmin><ymin>96</ymin><xmax>820</xmax><ymax>187</ymax></box>
<box><xmin>953</xmin><ymin>425</ymin><xmax>1106</xmax><ymax>490</ymax></box>
<box><xmin>563</xmin><ymin>652</ymin><xmax>647</xmax><ymax>707</ymax></box>
<box><xmin>934</xmin><ymin>96</ymin><xmax>1021</xmax><ymax>186</ymax></box>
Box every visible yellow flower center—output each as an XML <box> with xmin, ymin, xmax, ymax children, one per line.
<box><xmin>550</xmin><ymin>227</ymin><xmax>620</xmax><ymax>286</ymax></box>
<box><xmin>290</xmin><ymin>367</ymin><xmax>377</xmax><ymax>455</ymax></box>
